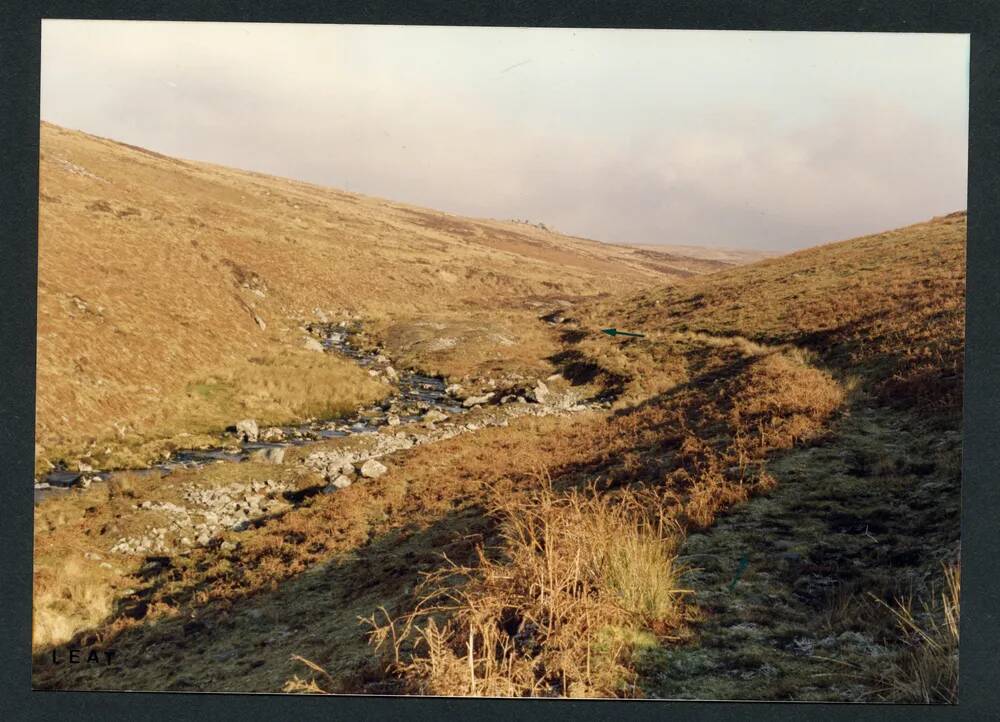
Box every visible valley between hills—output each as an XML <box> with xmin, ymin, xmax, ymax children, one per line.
<box><xmin>32</xmin><ymin>122</ymin><xmax>964</xmax><ymax>702</ymax></box>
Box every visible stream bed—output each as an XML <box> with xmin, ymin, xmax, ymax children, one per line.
<box><xmin>34</xmin><ymin>324</ymin><xmax>469</xmax><ymax>504</ymax></box>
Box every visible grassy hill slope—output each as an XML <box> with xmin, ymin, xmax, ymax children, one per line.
<box><xmin>36</xmin><ymin>122</ymin><xmax>719</xmax><ymax>473</ymax></box>
<box><xmin>571</xmin><ymin>211</ymin><xmax>965</xmax><ymax>416</ymax></box>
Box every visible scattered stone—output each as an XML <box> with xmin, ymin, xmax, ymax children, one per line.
<box><xmin>250</xmin><ymin>447</ymin><xmax>285</xmax><ymax>465</ymax></box>
<box><xmin>427</xmin><ymin>337</ymin><xmax>457</xmax><ymax>351</ymax></box>
<box><xmin>303</xmin><ymin>336</ymin><xmax>325</xmax><ymax>352</ymax></box>
<box><xmin>527</xmin><ymin>381</ymin><xmax>549</xmax><ymax>404</ymax></box>
<box><xmin>422</xmin><ymin>409</ymin><xmax>448</xmax><ymax>423</ymax></box>
<box><xmin>359</xmin><ymin>459</ymin><xmax>388</xmax><ymax>479</ymax></box>
<box><xmin>462</xmin><ymin>392</ymin><xmax>494</xmax><ymax>408</ymax></box>
<box><xmin>139</xmin><ymin>559</ymin><xmax>167</xmax><ymax>578</ymax></box>
<box><xmin>321</xmin><ymin>474</ymin><xmax>354</xmax><ymax>494</ymax></box>
<box><xmin>386</xmin><ymin>414</ymin><xmax>401</xmax><ymax>426</ymax></box>
<box><xmin>261</xmin><ymin>426</ymin><xmax>285</xmax><ymax>442</ymax></box>
<box><xmin>236</xmin><ymin>419</ymin><xmax>259</xmax><ymax>443</ymax></box>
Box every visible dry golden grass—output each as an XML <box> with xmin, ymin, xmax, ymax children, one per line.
<box><xmin>32</xmin><ymin>470</ymin><xmax>166</xmax><ymax>648</ymax></box>
<box><xmin>365</xmin><ymin>477</ymin><xmax>688</xmax><ymax>697</ymax></box>
<box><xmin>33</xmin><ymin>556</ymin><xmax>117</xmax><ymax>649</ymax></box>
<box><xmin>170</xmin><ymin>347</ymin><xmax>388</xmax><ymax>432</ymax></box>
<box><xmin>42</xmin><ymin>346</ymin><xmax>388</xmax><ymax>473</ymax></box>
<box><xmin>664</xmin><ymin>348</ymin><xmax>845</xmax><ymax>529</ymax></box>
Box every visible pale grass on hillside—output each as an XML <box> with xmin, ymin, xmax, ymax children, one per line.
<box><xmin>174</xmin><ymin>347</ymin><xmax>388</xmax><ymax>432</ymax></box>
<box><xmin>42</xmin><ymin>346</ymin><xmax>386</xmax><ymax>474</ymax></box>
<box><xmin>365</xmin><ymin>476</ymin><xmax>690</xmax><ymax>698</ymax></box>
<box><xmin>32</xmin><ymin>472</ymin><xmax>150</xmax><ymax>648</ymax></box>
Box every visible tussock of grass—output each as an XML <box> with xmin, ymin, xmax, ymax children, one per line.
<box><xmin>33</xmin><ymin>557</ymin><xmax>115</xmax><ymax>648</ymax></box>
<box><xmin>874</xmin><ymin>562</ymin><xmax>960</xmax><ymax>704</ymax></box>
<box><xmin>365</xmin><ymin>477</ymin><xmax>689</xmax><ymax>698</ymax></box>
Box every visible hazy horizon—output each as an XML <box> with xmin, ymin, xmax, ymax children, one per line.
<box><xmin>41</xmin><ymin>22</ymin><xmax>969</xmax><ymax>251</ymax></box>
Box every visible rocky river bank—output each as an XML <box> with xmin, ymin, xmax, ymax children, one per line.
<box><xmin>37</xmin><ymin>319</ymin><xmax>604</xmax><ymax>556</ymax></box>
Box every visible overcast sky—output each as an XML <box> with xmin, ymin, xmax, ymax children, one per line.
<box><xmin>40</xmin><ymin>21</ymin><xmax>968</xmax><ymax>250</ymax></box>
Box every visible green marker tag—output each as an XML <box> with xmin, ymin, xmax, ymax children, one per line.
<box><xmin>601</xmin><ymin>328</ymin><xmax>645</xmax><ymax>338</ymax></box>
<box><xmin>728</xmin><ymin>556</ymin><xmax>749</xmax><ymax>591</ymax></box>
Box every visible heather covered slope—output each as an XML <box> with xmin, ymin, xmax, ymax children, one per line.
<box><xmin>36</xmin><ymin>122</ymin><xmax>718</xmax><ymax>473</ymax></box>
<box><xmin>570</xmin><ymin>211</ymin><xmax>966</xmax><ymax>416</ymax></box>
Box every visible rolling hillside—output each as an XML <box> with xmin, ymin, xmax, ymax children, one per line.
<box><xmin>35</xmin><ymin>122</ymin><xmax>724</xmax><ymax>474</ymax></box>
